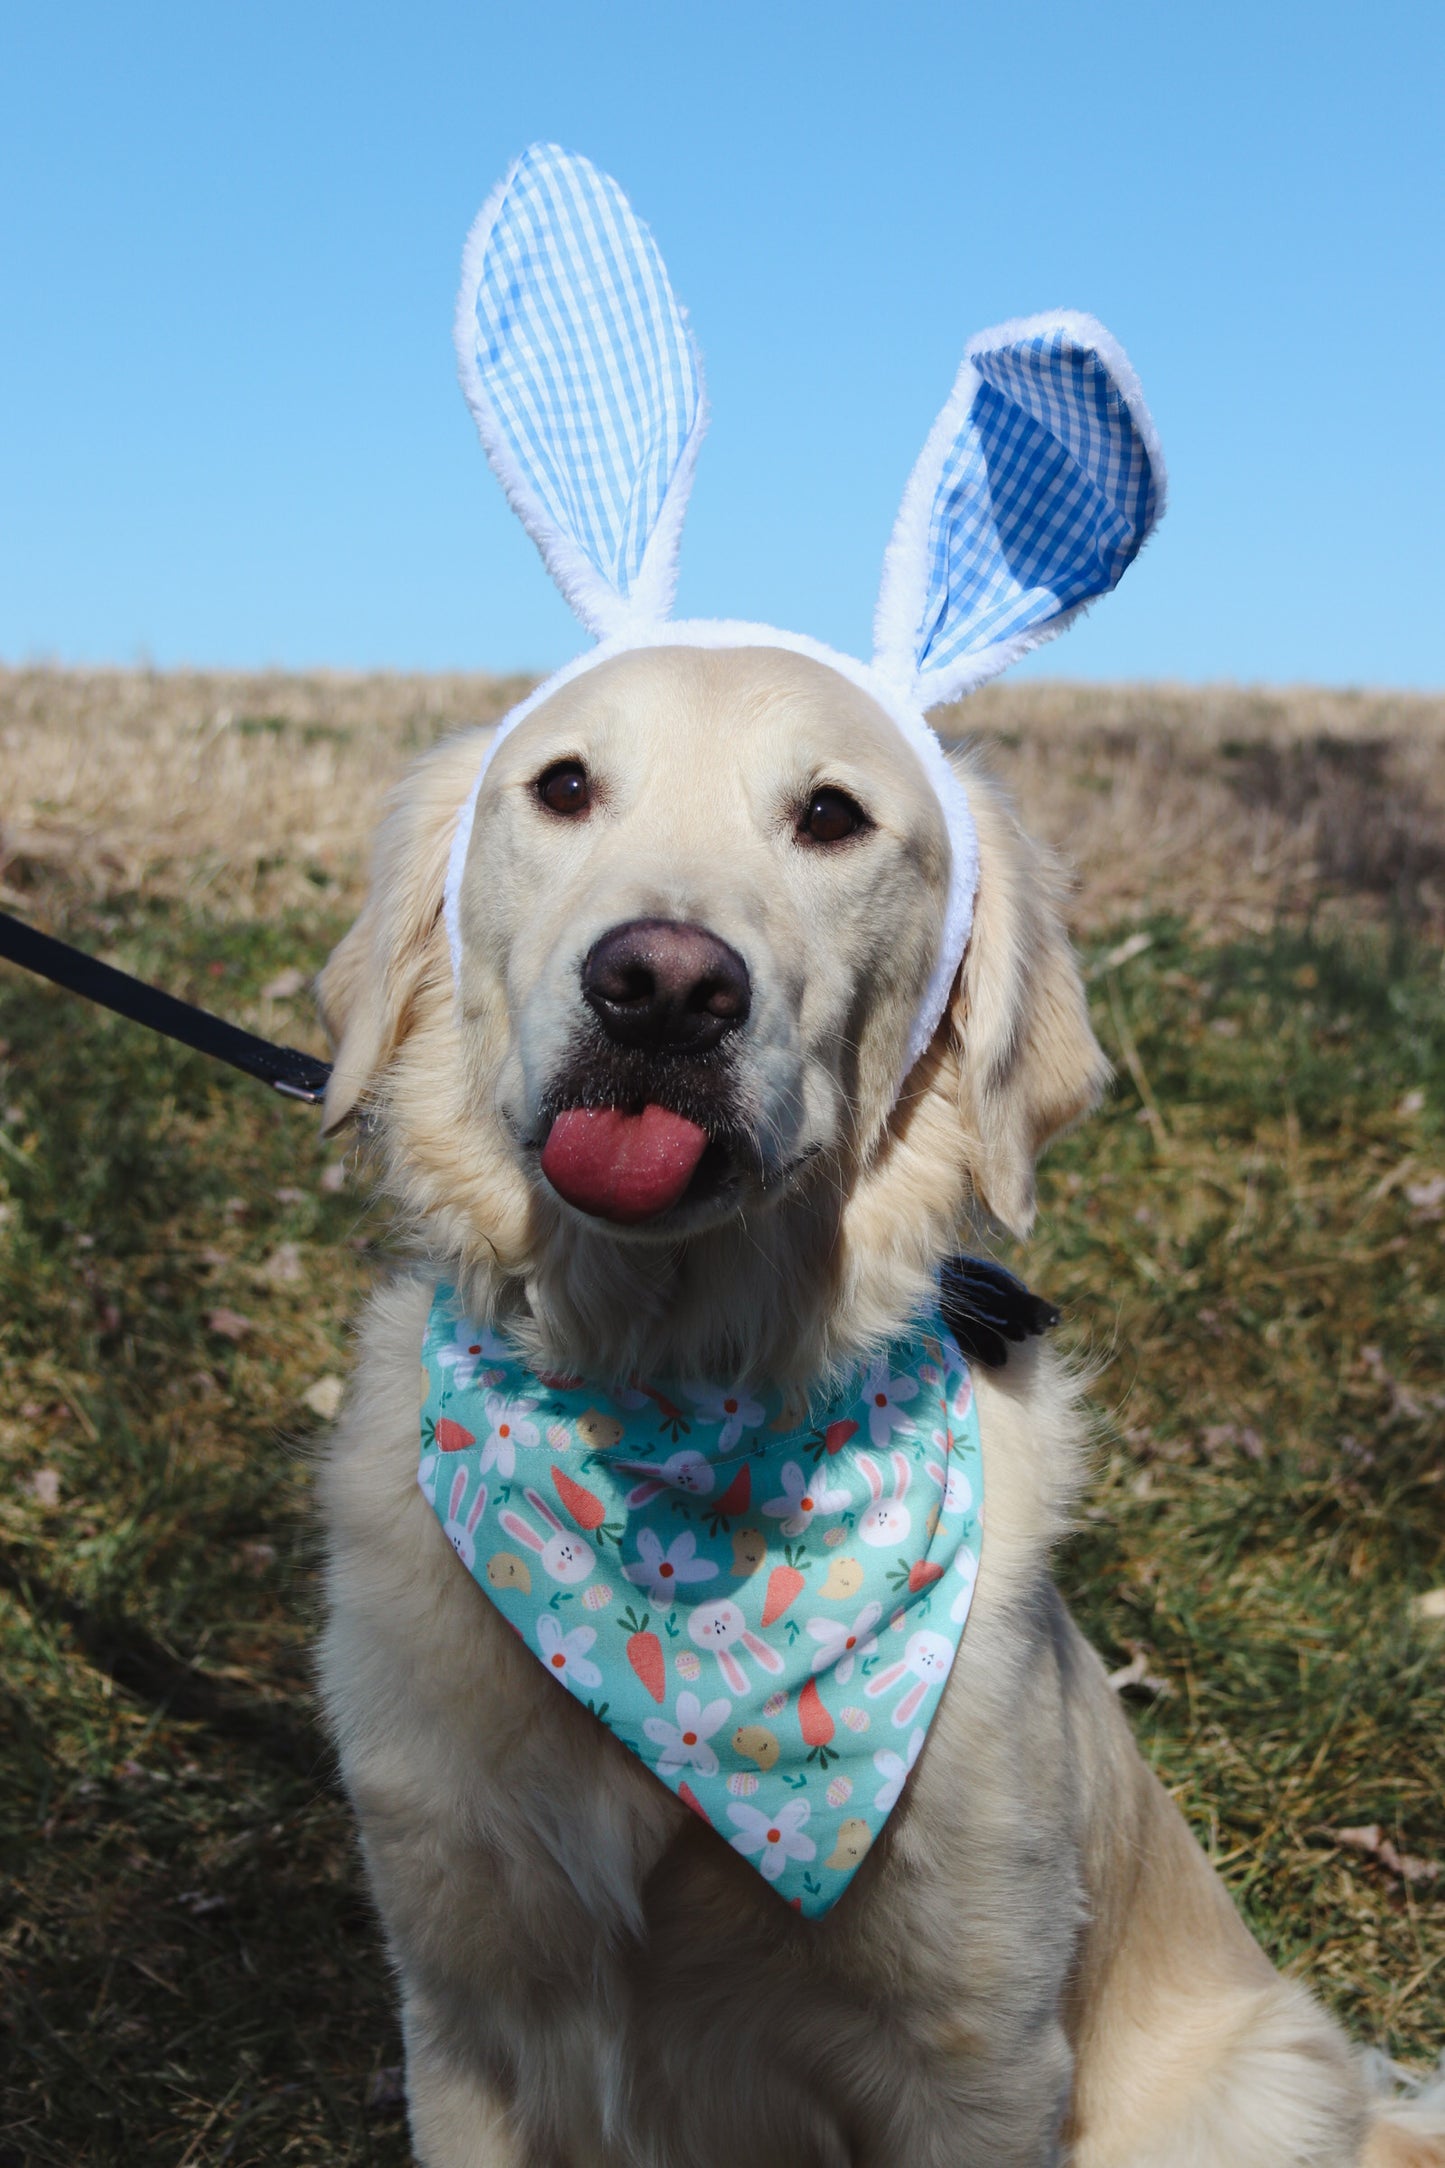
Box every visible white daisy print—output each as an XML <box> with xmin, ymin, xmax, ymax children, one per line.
<box><xmin>688</xmin><ymin>1383</ymin><xmax>765</xmax><ymax>1450</ymax></box>
<box><xmin>873</xmin><ymin>1725</ymin><xmax>925</xmax><ymax>1813</ymax></box>
<box><xmin>727</xmin><ymin>1797</ymin><xmax>816</xmax><ymax>1882</ymax></box>
<box><xmin>477</xmin><ymin>1388</ymin><xmax>541</xmax><ymax>1477</ymax></box>
<box><xmin>535</xmin><ymin>1615</ymin><xmax>602</xmax><ymax>1691</ymax></box>
<box><xmin>761</xmin><ymin>1459</ymin><xmax>851</xmax><ymax>1538</ymax></box>
<box><xmin>434</xmin><ymin>1317</ymin><xmax>509</xmax><ymax>1392</ymax></box>
<box><xmin>623</xmin><ymin>1527</ymin><xmax>719</xmax><ymax>1606</ymax></box>
<box><xmin>860</xmin><ymin>1358</ymin><xmax>920</xmax><ymax>1448</ymax></box>
<box><xmin>805</xmin><ymin>1600</ymin><xmax>882</xmax><ymax>1683</ymax></box>
<box><xmin>642</xmin><ymin>1690</ymin><xmax>732</xmax><ymax>1777</ymax></box>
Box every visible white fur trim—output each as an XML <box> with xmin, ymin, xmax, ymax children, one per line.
<box><xmin>872</xmin><ymin>310</ymin><xmax>1167</xmax><ymax>711</ymax></box>
<box><xmin>612</xmin><ymin>380</ymin><xmax>708</xmax><ymax>638</ymax></box>
<box><xmin>442</xmin><ymin>621</ymin><xmax>979</xmax><ymax>1093</ymax></box>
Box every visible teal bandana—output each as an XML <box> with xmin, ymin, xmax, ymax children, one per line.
<box><xmin>418</xmin><ymin>1285</ymin><xmax>983</xmax><ymax>1916</ymax></box>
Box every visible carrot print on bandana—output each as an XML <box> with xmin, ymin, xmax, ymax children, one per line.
<box><xmin>418</xmin><ymin>1283</ymin><xmax>983</xmax><ymax>1916</ymax></box>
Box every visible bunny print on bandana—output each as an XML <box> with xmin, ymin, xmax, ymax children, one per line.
<box><xmin>418</xmin><ymin>1285</ymin><xmax>984</xmax><ymax>1915</ymax></box>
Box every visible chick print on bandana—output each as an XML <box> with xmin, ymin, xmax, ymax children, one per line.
<box><xmin>418</xmin><ymin>1285</ymin><xmax>983</xmax><ymax>1916</ymax></box>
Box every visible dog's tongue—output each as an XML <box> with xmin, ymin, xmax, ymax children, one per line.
<box><xmin>540</xmin><ymin>1106</ymin><xmax>710</xmax><ymax>1224</ymax></box>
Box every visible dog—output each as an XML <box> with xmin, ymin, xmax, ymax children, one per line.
<box><xmin>313</xmin><ymin>641</ymin><xmax>1445</xmax><ymax>2167</ymax></box>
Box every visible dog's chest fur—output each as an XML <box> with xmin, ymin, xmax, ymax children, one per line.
<box><xmin>320</xmin><ymin>1275</ymin><xmax>1091</xmax><ymax>2166</ymax></box>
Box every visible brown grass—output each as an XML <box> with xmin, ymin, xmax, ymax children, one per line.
<box><xmin>950</xmin><ymin>680</ymin><xmax>1445</xmax><ymax>937</ymax></box>
<box><xmin>0</xmin><ymin>667</ymin><xmax>526</xmax><ymax>921</ymax></box>
<box><xmin>5</xmin><ymin>667</ymin><xmax>1443</xmax><ymax>934</ymax></box>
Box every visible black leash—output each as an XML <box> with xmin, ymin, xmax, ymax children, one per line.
<box><xmin>0</xmin><ymin>908</ymin><xmax>332</xmax><ymax>1105</ymax></box>
<box><xmin>0</xmin><ymin>908</ymin><xmax>1058</xmax><ymax>1362</ymax></box>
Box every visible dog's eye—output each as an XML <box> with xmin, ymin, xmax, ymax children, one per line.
<box><xmin>535</xmin><ymin>760</ymin><xmax>591</xmax><ymax>818</ymax></box>
<box><xmin>799</xmin><ymin>787</ymin><xmax>870</xmax><ymax>846</ymax></box>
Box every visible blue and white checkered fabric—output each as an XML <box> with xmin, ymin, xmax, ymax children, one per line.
<box><xmin>463</xmin><ymin>143</ymin><xmax>702</xmax><ymax>615</ymax></box>
<box><xmin>448</xmin><ymin>148</ymin><xmax>1168</xmax><ymax>1106</ymax></box>
<box><xmin>915</xmin><ymin>329</ymin><xmax>1159</xmax><ymax>681</ymax></box>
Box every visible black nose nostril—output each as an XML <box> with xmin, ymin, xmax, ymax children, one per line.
<box><xmin>613</xmin><ymin>965</ymin><xmax>656</xmax><ymax>1007</ymax></box>
<box><xmin>582</xmin><ymin>919</ymin><xmax>751</xmax><ymax>1054</ymax></box>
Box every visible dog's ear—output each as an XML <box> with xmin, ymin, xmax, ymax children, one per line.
<box><xmin>317</xmin><ymin>731</ymin><xmax>490</xmax><ymax>1135</ymax></box>
<box><xmin>948</xmin><ymin>773</ymin><xmax>1109</xmax><ymax>1236</ymax></box>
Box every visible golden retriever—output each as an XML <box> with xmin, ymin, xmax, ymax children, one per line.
<box><xmin>315</xmin><ymin>643</ymin><xmax>1444</xmax><ymax>2167</ymax></box>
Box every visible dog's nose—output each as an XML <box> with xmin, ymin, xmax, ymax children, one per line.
<box><xmin>582</xmin><ymin>919</ymin><xmax>751</xmax><ymax>1054</ymax></box>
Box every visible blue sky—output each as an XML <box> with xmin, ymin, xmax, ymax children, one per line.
<box><xmin>2</xmin><ymin>0</ymin><xmax>1440</xmax><ymax>687</ymax></box>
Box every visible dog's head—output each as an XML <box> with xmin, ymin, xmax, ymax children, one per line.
<box><xmin>318</xmin><ymin>642</ymin><xmax>1106</xmax><ymax>1376</ymax></box>
<box><xmin>312</xmin><ymin>147</ymin><xmax>1167</xmax><ymax>1374</ymax></box>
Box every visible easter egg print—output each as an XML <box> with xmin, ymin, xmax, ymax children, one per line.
<box><xmin>418</xmin><ymin>1282</ymin><xmax>985</xmax><ymax>1916</ymax></box>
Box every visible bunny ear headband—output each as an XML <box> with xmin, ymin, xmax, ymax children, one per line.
<box><xmin>446</xmin><ymin>142</ymin><xmax>1166</xmax><ymax>1087</ymax></box>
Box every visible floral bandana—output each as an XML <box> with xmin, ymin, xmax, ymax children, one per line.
<box><xmin>418</xmin><ymin>1285</ymin><xmax>984</xmax><ymax>1916</ymax></box>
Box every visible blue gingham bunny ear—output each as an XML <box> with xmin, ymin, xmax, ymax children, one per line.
<box><xmin>454</xmin><ymin>143</ymin><xmax>706</xmax><ymax>640</ymax></box>
<box><xmin>873</xmin><ymin>313</ymin><xmax>1165</xmax><ymax>707</ymax></box>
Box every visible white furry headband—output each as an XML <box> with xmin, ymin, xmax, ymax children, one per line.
<box><xmin>444</xmin><ymin>143</ymin><xmax>1166</xmax><ymax>1084</ymax></box>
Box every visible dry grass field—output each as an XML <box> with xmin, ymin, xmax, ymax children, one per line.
<box><xmin>2</xmin><ymin>665</ymin><xmax>1444</xmax><ymax>2164</ymax></box>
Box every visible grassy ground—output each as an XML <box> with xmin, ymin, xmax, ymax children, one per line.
<box><xmin>2</xmin><ymin>672</ymin><xmax>1443</xmax><ymax>2162</ymax></box>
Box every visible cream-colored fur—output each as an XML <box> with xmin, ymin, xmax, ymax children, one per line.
<box><xmin>315</xmin><ymin>646</ymin><xmax>1443</xmax><ymax>2166</ymax></box>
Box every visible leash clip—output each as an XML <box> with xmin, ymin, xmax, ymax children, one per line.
<box><xmin>271</xmin><ymin>1077</ymin><xmax>326</xmax><ymax>1105</ymax></box>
